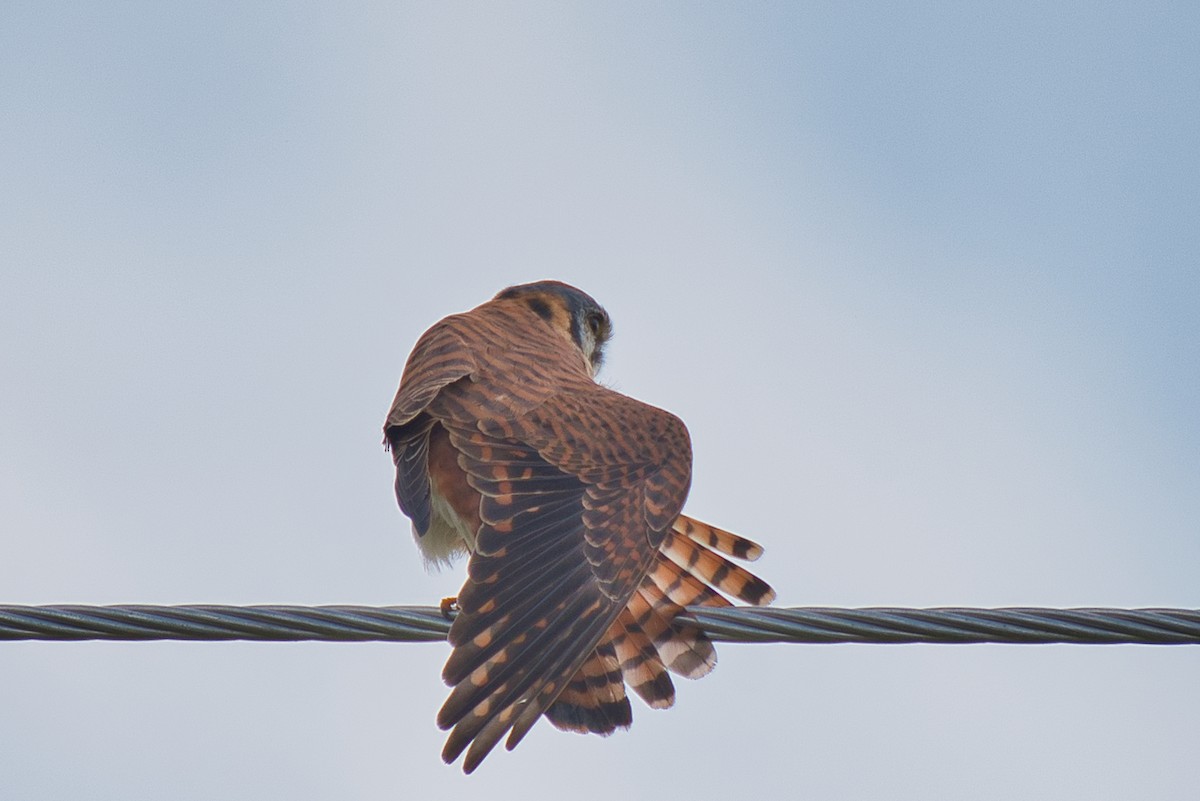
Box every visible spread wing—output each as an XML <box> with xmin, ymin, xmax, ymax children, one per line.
<box><xmin>428</xmin><ymin>383</ymin><xmax>693</xmax><ymax>773</ymax></box>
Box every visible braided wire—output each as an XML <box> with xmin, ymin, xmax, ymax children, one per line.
<box><xmin>1</xmin><ymin>605</ymin><xmax>1198</xmax><ymax>644</ymax></box>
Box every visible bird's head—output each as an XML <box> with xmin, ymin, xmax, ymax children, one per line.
<box><xmin>494</xmin><ymin>280</ymin><xmax>613</xmax><ymax>375</ymax></box>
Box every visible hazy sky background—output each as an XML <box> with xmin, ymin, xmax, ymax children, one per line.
<box><xmin>2</xmin><ymin>3</ymin><xmax>1198</xmax><ymax>799</ymax></box>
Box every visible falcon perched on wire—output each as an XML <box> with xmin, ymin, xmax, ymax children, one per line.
<box><xmin>383</xmin><ymin>280</ymin><xmax>774</xmax><ymax>772</ymax></box>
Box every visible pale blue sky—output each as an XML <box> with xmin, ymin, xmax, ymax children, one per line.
<box><xmin>2</xmin><ymin>3</ymin><xmax>1198</xmax><ymax>799</ymax></box>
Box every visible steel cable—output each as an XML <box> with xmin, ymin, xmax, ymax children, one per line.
<box><xmin>2</xmin><ymin>605</ymin><xmax>1198</xmax><ymax>644</ymax></box>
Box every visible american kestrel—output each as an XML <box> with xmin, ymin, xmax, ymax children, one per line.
<box><xmin>383</xmin><ymin>280</ymin><xmax>774</xmax><ymax>772</ymax></box>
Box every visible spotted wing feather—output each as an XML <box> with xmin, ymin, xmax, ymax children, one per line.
<box><xmin>429</xmin><ymin>378</ymin><xmax>693</xmax><ymax>772</ymax></box>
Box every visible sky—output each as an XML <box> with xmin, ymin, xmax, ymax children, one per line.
<box><xmin>1</xmin><ymin>2</ymin><xmax>1198</xmax><ymax>799</ymax></box>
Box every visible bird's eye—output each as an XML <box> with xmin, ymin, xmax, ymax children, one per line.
<box><xmin>586</xmin><ymin>313</ymin><xmax>604</xmax><ymax>337</ymax></box>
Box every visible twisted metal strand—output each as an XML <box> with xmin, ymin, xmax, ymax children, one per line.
<box><xmin>0</xmin><ymin>605</ymin><xmax>451</xmax><ymax>642</ymax></box>
<box><xmin>679</xmin><ymin>606</ymin><xmax>1200</xmax><ymax>644</ymax></box>
<box><xmin>2</xmin><ymin>605</ymin><xmax>1199</xmax><ymax>644</ymax></box>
